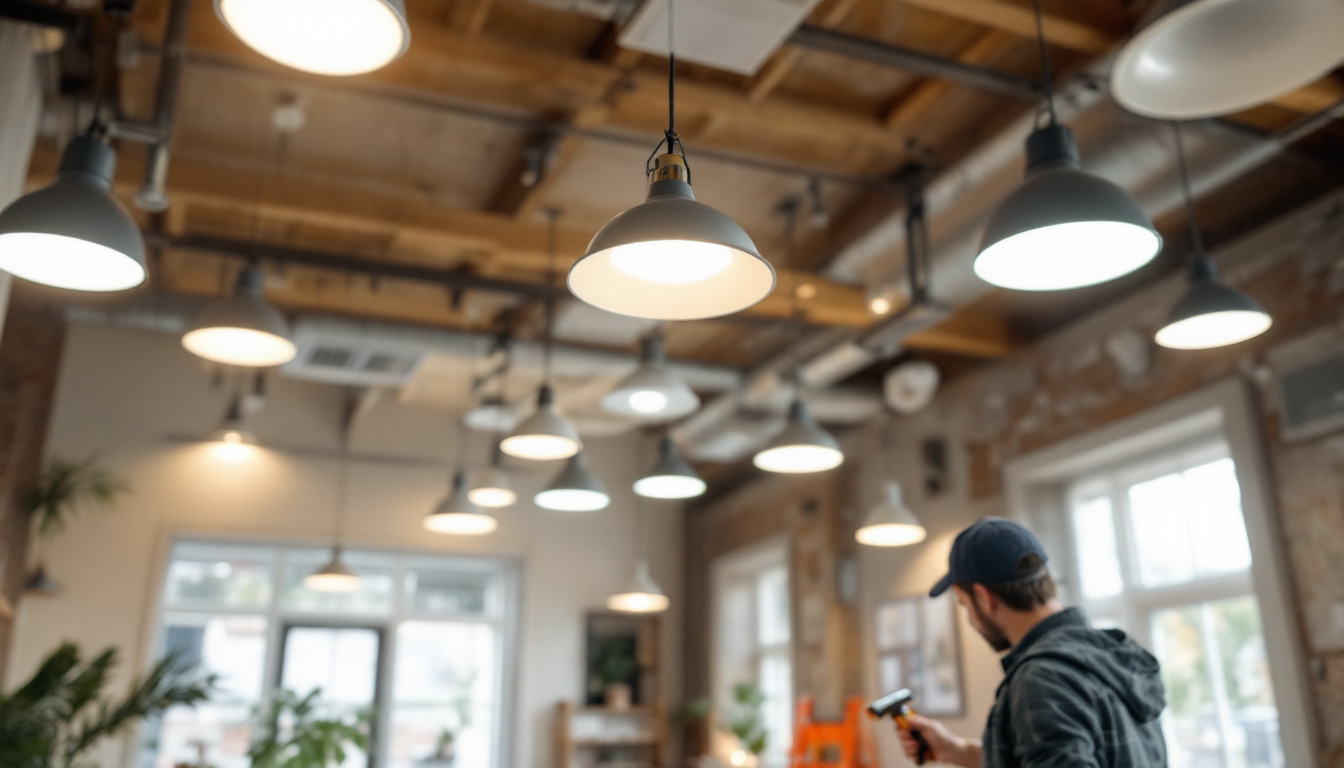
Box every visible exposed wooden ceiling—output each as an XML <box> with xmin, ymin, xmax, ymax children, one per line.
<box><xmin>22</xmin><ymin>0</ymin><xmax>1344</xmax><ymax>373</ymax></box>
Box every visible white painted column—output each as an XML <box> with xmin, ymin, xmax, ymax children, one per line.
<box><xmin>0</xmin><ymin>21</ymin><xmax>45</xmax><ymax>340</ymax></box>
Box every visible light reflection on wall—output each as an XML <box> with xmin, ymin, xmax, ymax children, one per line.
<box><xmin>210</xmin><ymin>440</ymin><xmax>259</xmax><ymax>463</ymax></box>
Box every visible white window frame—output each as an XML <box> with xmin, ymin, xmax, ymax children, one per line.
<box><xmin>1002</xmin><ymin>378</ymin><xmax>1319</xmax><ymax>768</ymax></box>
<box><xmin>138</xmin><ymin>536</ymin><xmax>522</xmax><ymax>768</ymax></box>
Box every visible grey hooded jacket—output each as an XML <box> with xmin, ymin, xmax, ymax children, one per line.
<box><xmin>982</xmin><ymin>608</ymin><xmax>1168</xmax><ymax>768</ymax></box>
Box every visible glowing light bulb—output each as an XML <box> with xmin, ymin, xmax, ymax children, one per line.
<box><xmin>609</xmin><ymin>240</ymin><xmax>734</xmax><ymax>284</ymax></box>
<box><xmin>627</xmin><ymin>390</ymin><xmax>669</xmax><ymax>414</ymax></box>
<box><xmin>856</xmin><ymin>523</ymin><xmax>927</xmax><ymax>547</ymax></box>
<box><xmin>869</xmin><ymin>296</ymin><xmax>892</xmax><ymax>315</ymax></box>
<box><xmin>1155</xmin><ymin>310</ymin><xmax>1272</xmax><ymax>350</ymax></box>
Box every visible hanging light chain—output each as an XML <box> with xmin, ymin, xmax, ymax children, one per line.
<box><xmin>1171</xmin><ymin>121</ymin><xmax>1207</xmax><ymax>256</ymax></box>
<box><xmin>1031</xmin><ymin>0</ymin><xmax>1057</xmax><ymax>126</ymax></box>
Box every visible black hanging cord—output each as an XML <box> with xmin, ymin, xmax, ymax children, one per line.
<box><xmin>543</xmin><ymin>209</ymin><xmax>560</xmax><ymax>384</ymax></box>
<box><xmin>644</xmin><ymin>0</ymin><xmax>691</xmax><ymax>183</ymax></box>
<box><xmin>1031</xmin><ymin>0</ymin><xmax>1057</xmax><ymax>126</ymax></box>
<box><xmin>904</xmin><ymin>168</ymin><xmax>930</xmax><ymax>305</ymax></box>
<box><xmin>333</xmin><ymin>391</ymin><xmax>356</xmax><ymax>549</ymax></box>
<box><xmin>1171</xmin><ymin>122</ymin><xmax>1206</xmax><ymax>255</ymax></box>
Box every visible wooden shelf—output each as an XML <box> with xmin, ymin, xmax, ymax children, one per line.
<box><xmin>556</xmin><ymin>701</ymin><xmax>666</xmax><ymax>768</ymax></box>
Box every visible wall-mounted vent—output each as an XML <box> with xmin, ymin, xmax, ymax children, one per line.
<box><xmin>283</xmin><ymin>323</ymin><xmax>427</xmax><ymax>387</ymax></box>
<box><xmin>1279</xmin><ymin>350</ymin><xmax>1344</xmax><ymax>442</ymax></box>
<box><xmin>618</xmin><ymin>0</ymin><xmax>821</xmax><ymax>75</ymax></box>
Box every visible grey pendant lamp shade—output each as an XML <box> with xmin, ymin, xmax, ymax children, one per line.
<box><xmin>535</xmin><ymin>451</ymin><xmax>610</xmax><ymax>512</ymax></box>
<box><xmin>214</xmin><ymin>0</ymin><xmax>411</xmax><ymax>76</ymax></box>
<box><xmin>753</xmin><ymin>398</ymin><xmax>844</xmax><ymax>474</ymax></box>
<box><xmin>469</xmin><ymin>443</ymin><xmax>517</xmax><ymax>508</ymax></box>
<box><xmin>634</xmin><ymin>435</ymin><xmax>706</xmax><ymax>499</ymax></box>
<box><xmin>603</xmin><ymin>334</ymin><xmax>700</xmax><ymax>419</ymax></box>
<box><xmin>304</xmin><ymin>548</ymin><xmax>362</xmax><ymax>593</ymax></box>
<box><xmin>182</xmin><ymin>265</ymin><xmax>297</xmax><ymax>367</ymax></box>
<box><xmin>501</xmin><ymin>384</ymin><xmax>581</xmax><ymax>460</ymax></box>
<box><xmin>1156</xmin><ymin>256</ymin><xmax>1271</xmax><ymax>349</ymax></box>
<box><xmin>856</xmin><ymin>481</ymin><xmax>927</xmax><ymax>547</ymax></box>
<box><xmin>425</xmin><ymin>470</ymin><xmax>498</xmax><ymax>535</ymax></box>
<box><xmin>464</xmin><ymin>394</ymin><xmax>521</xmax><ymax>433</ymax></box>
<box><xmin>974</xmin><ymin>124</ymin><xmax>1161</xmax><ymax>291</ymax></box>
<box><xmin>1111</xmin><ymin>0</ymin><xmax>1344</xmax><ymax>119</ymax></box>
<box><xmin>0</xmin><ymin>136</ymin><xmax>147</xmax><ymax>292</ymax></box>
<box><xmin>606</xmin><ymin>560</ymin><xmax>670</xmax><ymax>614</ymax></box>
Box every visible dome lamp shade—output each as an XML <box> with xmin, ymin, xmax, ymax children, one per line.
<box><xmin>463</xmin><ymin>394</ymin><xmax>521</xmax><ymax>433</ymax></box>
<box><xmin>1156</xmin><ymin>255</ymin><xmax>1271</xmax><ymax>350</ymax></box>
<box><xmin>975</xmin><ymin>124</ymin><xmax>1161</xmax><ymax>291</ymax></box>
<box><xmin>606</xmin><ymin>560</ymin><xmax>670</xmax><ymax>614</ymax></box>
<box><xmin>304</xmin><ymin>548</ymin><xmax>362</xmax><ymax>592</ymax></box>
<box><xmin>1111</xmin><ymin>0</ymin><xmax>1344</xmax><ymax>120</ymax></box>
<box><xmin>182</xmin><ymin>265</ymin><xmax>297</xmax><ymax>367</ymax></box>
<box><xmin>856</xmin><ymin>481</ymin><xmax>927</xmax><ymax>547</ymax></box>
<box><xmin>214</xmin><ymin>0</ymin><xmax>411</xmax><ymax>76</ymax></box>
<box><xmin>535</xmin><ymin>451</ymin><xmax>610</xmax><ymax>512</ymax></box>
<box><xmin>468</xmin><ymin>446</ymin><xmax>517</xmax><ymax>508</ymax></box>
<box><xmin>0</xmin><ymin>136</ymin><xmax>147</xmax><ymax>292</ymax></box>
<box><xmin>424</xmin><ymin>471</ymin><xmax>498</xmax><ymax>535</ymax></box>
<box><xmin>602</xmin><ymin>334</ymin><xmax>700</xmax><ymax>419</ymax></box>
<box><xmin>569</xmin><ymin>154</ymin><xmax>775</xmax><ymax>320</ymax></box>
<box><xmin>634</xmin><ymin>435</ymin><xmax>706</xmax><ymax>500</ymax></box>
<box><xmin>753</xmin><ymin>399</ymin><xmax>844</xmax><ymax>474</ymax></box>
<box><xmin>500</xmin><ymin>384</ymin><xmax>581</xmax><ymax>461</ymax></box>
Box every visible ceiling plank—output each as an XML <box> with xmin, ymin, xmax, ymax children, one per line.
<box><xmin>450</xmin><ymin>0</ymin><xmax>495</xmax><ymax>37</ymax></box>
<box><xmin>889</xmin><ymin>0</ymin><xmax>1127</xmax><ymax>54</ymax></box>
<box><xmin>883</xmin><ymin>29</ymin><xmax>1014</xmax><ymax>128</ymax></box>
<box><xmin>745</xmin><ymin>0</ymin><xmax>864</xmax><ymax>103</ymax></box>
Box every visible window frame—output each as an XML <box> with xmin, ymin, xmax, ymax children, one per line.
<box><xmin>139</xmin><ymin>536</ymin><xmax>522</xmax><ymax>768</ymax></box>
<box><xmin>1002</xmin><ymin>378</ymin><xmax>1319</xmax><ymax>768</ymax></box>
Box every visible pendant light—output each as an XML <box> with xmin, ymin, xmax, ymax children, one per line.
<box><xmin>425</xmin><ymin>470</ymin><xmax>498</xmax><ymax>535</ymax></box>
<box><xmin>306</xmin><ymin>401</ymin><xmax>362</xmax><ymax>593</ymax></box>
<box><xmin>214</xmin><ymin>0</ymin><xmax>411</xmax><ymax>77</ymax></box>
<box><xmin>535</xmin><ymin>451</ymin><xmax>610</xmax><ymax>512</ymax></box>
<box><xmin>603</xmin><ymin>333</ymin><xmax>700</xmax><ymax>419</ymax></box>
<box><xmin>754</xmin><ymin>398</ymin><xmax>844</xmax><ymax>474</ymax></box>
<box><xmin>1111</xmin><ymin>0</ymin><xmax>1344</xmax><ymax>120</ymax></box>
<box><xmin>974</xmin><ymin>0</ymin><xmax>1160</xmax><ymax>292</ymax></box>
<box><xmin>1156</xmin><ymin>123</ymin><xmax>1271</xmax><ymax>350</ymax></box>
<box><xmin>567</xmin><ymin>0</ymin><xmax>774</xmax><ymax>320</ymax></box>
<box><xmin>502</xmin><ymin>210</ymin><xmax>581</xmax><ymax>460</ymax></box>
<box><xmin>211</xmin><ymin>394</ymin><xmax>256</xmax><ymax>446</ymax></box>
<box><xmin>634</xmin><ymin>434</ymin><xmax>705</xmax><ymax>500</ymax></box>
<box><xmin>464</xmin><ymin>394</ymin><xmax>521</xmax><ymax>433</ymax></box>
<box><xmin>607</xmin><ymin>498</ymin><xmax>669</xmax><ymax>613</ymax></box>
<box><xmin>469</xmin><ymin>441</ymin><xmax>517</xmax><ymax>508</ymax></box>
<box><xmin>0</xmin><ymin>134</ymin><xmax>147</xmax><ymax>292</ymax></box>
<box><xmin>857</xmin><ymin>481</ymin><xmax>926</xmax><ymax>547</ymax></box>
<box><xmin>182</xmin><ymin>264</ymin><xmax>297</xmax><ymax>367</ymax></box>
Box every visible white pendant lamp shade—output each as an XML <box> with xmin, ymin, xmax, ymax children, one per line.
<box><xmin>753</xmin><ymin>399</ymin><xmax>844</xmax><ymax>474</ymax></box>
<box><xmin>1156</xmin><ymin>255</ymin><xmax>1271</xmax><ymax>349</ymax></box>
<box><xmin>975</xmin><ymin>125</ymin><xmax>1161</xmax><ymax>291</ymax></box>
<box><xmin>500</xmin><ymin>384</ymin><xmax>581</xmax><ymax>460</ymax></box>
<box><xmin>535</xmin><ymin>451</ymin><xmax>610</xmax><ymax>512</ymax></box>
<box><xmin>424</xmin><ymin>471</ymin><xmax>498</xmax><ymax>535</ymax></box>
<box><xmin>606</xmin><ymin>560</ymin><xmax>670</xmax><ymax>614</ymax></box>
<box><xmin>212</xmin><ymin>397</ymin><xmax>256</xmax><ymax>445</ymax></box>
<box><xmin>856</xmin><ymin>482</ymin><xmax>927</xmax><ymax>547</ymax></box>
<box><xmin>464</xmin><ymin>395</ymin><xmax>521</xmax><ymax>433</ymax></box>
<box><xmin>603</xmin><ymin>335</ymin><xmax>700</xmax><ymax>419</ymax></box>
<box><xmin>569</xmin><ymin>154</ymin><xmax>775</xmax><ymax>320</ymax></box>
<box><xmin>1111</xmin><ymin>0</ymin><xmax>1344</xmax><ymax>119</ymax></box>
<box><xmin>304</xmin><ymin>549</ymin><xmax>362</xmax><ymax>592</ymax></box>
<box><xmin>182</xmin><ymin>266</ymin><xmax>297</xmax><ymax>367</ymax></box>
<box><xmin>468</xmin><ymin>463</ymin><xmax>517</xmax><ymax>509</ymax></box>
<box><xmin>634</xmin><ymin>436</ymin><xmax>706</xmax><ymax>500</ymax></box>
<box><xmin>0</xmin><ymin>136</ymin><xmax>147</xmax><ymax>292</ymax></box>
<box><xmin>214</xmin><ymin>0</ymin><xmax>411</xmax><ymax>76</ymax></box>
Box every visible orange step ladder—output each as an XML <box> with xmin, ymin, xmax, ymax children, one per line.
<box><xmin>788</xmin><ymin>696</ymin><xmax>872</xmax><ymax>767</ymax></box>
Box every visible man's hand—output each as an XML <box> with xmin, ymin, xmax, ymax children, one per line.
<box><xmin>895</xmin><ymin>713</ymin><xmax>983</xmax><ymax>768</ymax></box>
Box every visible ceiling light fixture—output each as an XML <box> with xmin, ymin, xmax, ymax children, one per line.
<box><xmin>753</xmin><ymin>398</ymin><xmax>843</xmax><ymax>474</ymax></box>
<box><xmin>1111</xmin><ymin>0</ymin><xmax>1344</xmax><ymax>120</ymax></box>
<box><xmin>602</xmin><ymin>334</ymin><xmax>700</xmax><ymax>420</ymax></box>
<box><xmin>1156</xmin><ymin>123</ymin><xmax>1271</xmax><ymax>350</ymax></box>
<box><xmin>0</xmin><ymin>135</ymin><xmax>147</xmax><ymax>292</ymax></box>
<box><xmin>567</xmin><ymin>0</ymin><xmax>774</xmax><ymax>320</ymax></box>
<box><xmin>634</xmin><ymin>435</ymin><xmax>705</xmax><ymax>500</ymax></box>
<box><xmin>182</xmin><ymin>265</ymin><xmax>297</xmax><ymax>367</ymax></box>
<box><xmin>607</xmin><ymin>560</ymin><xmax>670</xmax><ymax>614</ymax></box>
<box><xmin>502</xmin><ymin>211</ymin><xmax>581</xmax><ymax>460</ymax></box>
<box><xmin>469</xmin><ymin>442</ymin><xmax>517</xmax><ymax>508</ymax></box>
<box><xmin>214</xmin><ymin>0</ymin><xmax>411</xmax><ymax>76</ymax></box>
<box><xmin>856</xmin><ymin>481</ymin><xmax>926</xmax><ymax>547</ymax></box>
<box><xmin>425</xmin><ymin>470</ymin><xmax>498</xmax><ymax>535</ymax></box>
<box><xmin>211</xmin><ymin>395</ymin><xmax>256</xmax><ymax>447</ymax></box>
<box><xmin>535</xmin><ymin>451</ymin><xmax>610</xmax><ymax>512</ymax></box>
<box><xmin>974</xmin><ymin>0</ymin><xmax>1160</xmax><ymax>292</ymax></box>
<box><xmin>306</xmin><ymin>399</ymin><xmax>363</xmax><ymax>592</ymax></box>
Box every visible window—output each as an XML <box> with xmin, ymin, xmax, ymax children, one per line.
<box><xmin>713</xmin><ymin>539</ymin><xmax>793</xmax><ymax>768</ymax></box>
<box><xmin>141</xmin><ymin>541</ymin><xmax>517</xmax><ymax>768</ymax></box>
<box><xmin>1067</xmin><ymin>442</ymin><xmax>1282</xmax><ymax>768</ymax></box>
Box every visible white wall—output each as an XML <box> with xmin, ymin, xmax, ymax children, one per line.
<box><xmin>6</xmin><ymin>322</ymin><xmax>684</xmax><ymax>768</ymax></box>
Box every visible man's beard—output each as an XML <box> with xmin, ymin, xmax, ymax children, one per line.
<box><xmin>968</xmin><ymin>597</ymin><xmax>1012</xmax><ymax>652</ymax></box>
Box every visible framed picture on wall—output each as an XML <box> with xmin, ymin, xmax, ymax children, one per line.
<box><xmin>873</xmin><ymin>592</ymin><xmax>964</xmax><ymax>717</ymax></box>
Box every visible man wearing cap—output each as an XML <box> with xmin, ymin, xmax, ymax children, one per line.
<box><xmin>897</xmin><ymin>517</ymin><xmax>1167</xmax><ymax>768</ymax></box>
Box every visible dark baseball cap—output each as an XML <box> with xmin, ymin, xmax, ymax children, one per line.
<box><xmin>929</xmin><ymin>517</ymin><xmax>1049</xmax><ymax>597</ymax></box>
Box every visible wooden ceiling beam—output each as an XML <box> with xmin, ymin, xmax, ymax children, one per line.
<box><xmin>449</xmin><ymin>0</ymin><xmax>495</xmax><ymax>37</ymax></box>
<box><xmin>884</xmin><ymin>29</ymin><xmax>1014</xmax><ymax>129</ymax></box>
<box><xmin>745</xmin><ymin>0</ymin><xmax>864</xmax><ymax>103</ymax></box>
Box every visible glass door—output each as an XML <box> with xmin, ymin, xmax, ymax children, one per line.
<box><xmin>277</xmin><ymin>625</ymin><xmax>385</xmax><ymax>768</ymax></box>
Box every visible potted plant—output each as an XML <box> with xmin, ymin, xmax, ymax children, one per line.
<box><xmin>248</xmin><ymin>688</ymin><xmax>370</xmax><ymax>768</ymax></box>
<box><xmin>22</xmin><ymin>457</ymin><xmax>129</xmax><ymax>596</ymax></box>
<box><xmin>590</xmin><ymin>636</ymin><xmax>638</xmax><ymax>710</ymax></box>
<box><xmin>0</xmin><ymin>642</ymin><xmax>215</xmax><ymax>768</ymax></box>
<box><xmin>723</xmin><ymin>682</ymin><xmax>768</xmax><ymax>766</ymax></box>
